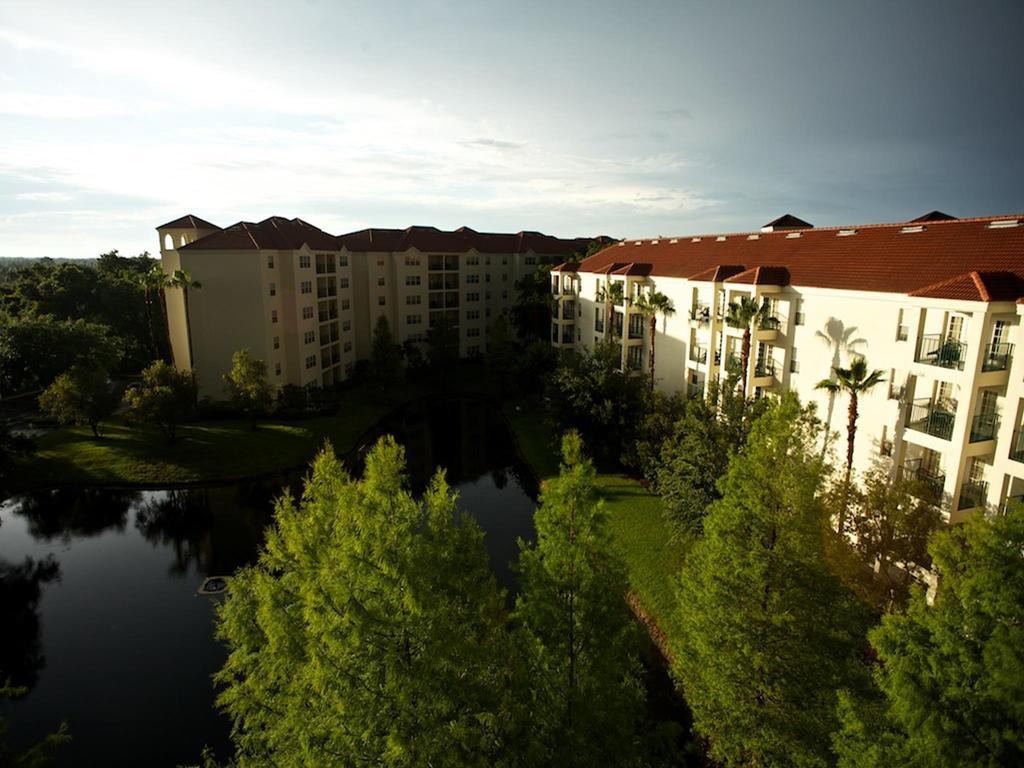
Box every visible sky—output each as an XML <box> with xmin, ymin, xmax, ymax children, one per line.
<box><xmin>1</xmin><ymin>0</ymin><xmax>1022</xmax><ymax>259</ymax></box>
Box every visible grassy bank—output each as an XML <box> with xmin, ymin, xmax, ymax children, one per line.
<box><xmin>501</xmin><ymin>402</ymin><xmax>686</xmax><ymax>643</ymax></box>
<box><xmin>14</xmin><ymin>373</ymin><xmax>490</xmax><ymax>490</ymax></box>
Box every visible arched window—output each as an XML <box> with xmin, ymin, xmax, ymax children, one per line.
<box><xmin>180</xmin><ymin>234</ymin><xmax>189</xmax><ymax>247</ymax></box>
<box><xmin>164</xmin><ymin>233</ymin><xmax>173</xmax><ymax>250</ymax></box>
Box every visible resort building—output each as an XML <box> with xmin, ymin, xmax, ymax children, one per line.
<box><xmin>156</xmin><ymin>214</ymin><xmax>592</xmax><ymax>396</ymax></box>
<box><xmin>549</xmin><ymin>211</ymin><xmax>1024</xmax><ymax>520</ymax></box>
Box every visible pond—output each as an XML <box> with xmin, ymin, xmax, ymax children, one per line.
<box><xmin>0</xmin><ymin>396</ymin><xmax>538</xmax><ymax>767</ymax></box>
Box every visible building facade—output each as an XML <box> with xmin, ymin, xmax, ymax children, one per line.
<box><xmin>156</xmin><ymin>215</ymin><xmax>592</xmax><ymax>398</ymax></box>
<box><xmin>550</xmin><ymin>212</ymin><xmax>1024</xmax><ymax>520</ymax></box>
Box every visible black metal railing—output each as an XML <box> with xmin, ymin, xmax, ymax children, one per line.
<box><xmin>907</xmin><ymin>398</ymin><xmax>956</xmax><ymax>440</ymax></box>
<box><xmin>754</xmin><ymin>359</ymin><xmax>777</xmax><ymax>378</ymax></box>
<box><xmin>758</xmin><ymin>316</ymin><xmax>781</xmax><ymax>331</ymax></box>
<box><xmin>562</xmin><ymin>304</ymin><xmax>575</xmax><ymax>320</ymax></box>
<box><xmin>916</xmin><ymin>334</ymin><xmax>967</xmax><ymax>370</ymax></box>
<box><xmin>690</xmin><ymin>303</ymin><xmax>710</xmax><ymax>325</ymax></box>
<box><xmin>957</xmin><ymin>480</ymin><xmax>989</xmax><ymax>511</ymax></box>
<box><xmin>982</xmin><ymin>342</ymin><xmax>1014</xmax><ymax>372</ymax></box>
<box><xmin>902</xmin><ymin>459</ymin><xmax>945</xmax><ymax>503</ymax></box>
<box><xmin>969</xmin><ymin>411</ymin><xmax>999</xmax><ymax>442</ymax></box>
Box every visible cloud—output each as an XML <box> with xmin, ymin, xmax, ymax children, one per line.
<box><xmin>653</xmin><ymin>107</ymin><xmax>694</xmax><ymax>120</ymax></box>
<box><xmin>16</xmin><ymin>191</ymin><xmax>73</xmax><ymax>201</ymax></box>
<box><xmin>458</xmin><ymin>138</ymin><xmax>526</xmax><ymax>151</ymax></box>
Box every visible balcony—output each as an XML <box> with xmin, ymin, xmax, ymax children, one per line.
<box><xmin>690</xmin><ymin>344</ymin><xmax>708</xmax><ymax>364</ymax></box>
<box><xmin>562</xmin><ymin>303</ymin><xmax>576</xmax><ymax>321</ymax></box>
<box><xmin>725</xmin><ymin>354</ymin><xmax>743</xmax><ymax>377</ymax></box>
<box><xmin>916</xmin><ymin>334</ymin><xmax>967</xmax><ymax>371</ymax></box>
<box><xmin>902</xmin><ymin>459</ymin><xmax>945</xmax><ymax>503</ymax></box>
<box><xmin>627</xmin><ymin>318</ymin><xmax>644</xmax><ymax>340</ymax></box>
<box><xmin>907</xmin><ymin>398</ymin><xmax>956</xmax><ymax>441</ymax></box>
<box><xmin>690</xmin><ymin>303</ymin><xmax>710</xmax><ymax>326</ymax></box>
<box><xmin>753</xmin><ymin>359</ymin><xmax>777</xmax><ymax>379</ymax></box>
<box><xmin>981</xmin><ymin>342</ymin><xmax>1014</xmax><ymax>372</ymax></box>
<box><xmin>957</xmin><ymin>480</ymin><xmax>989</xmax><ymax>511</ymax></box>
<box><xmin>969</xmin><ymin>411</ymin><xmax>999</xmax><ymax>443</ymax></box>
<box><xmin>758</xmin><ymin>316</ymin><xmax>781</xmax><ymax>331</ymax></box>
<box><xmin>1010</xmin><ymin>430</ymin><xmax>1024</xmax><ymax>463</ymax></box>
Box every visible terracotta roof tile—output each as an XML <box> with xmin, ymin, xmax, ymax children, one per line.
<box><xmin>725</xmin><ymin>265</ymin><xmax>790</xmax><ymax>286</ymax></box>
<box><xmin>181</xmin><ymin>216</ymin><xmax>337</xmax><ymax>251</ymax></box>
<box><xmin>157</xmin><ymin>214</ymin><xmax>221</xmax><ymax>231</ymax></box>
<box><xmin>578</xmin><ymin>215</ymin><xmax>1024</xmax><ymax>299</ymax></box>
<box><xmin>909</xmin><ymin>270</ymin><xmax>1024</xmax><ymax>302</ymax></box>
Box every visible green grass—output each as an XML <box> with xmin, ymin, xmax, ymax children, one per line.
<box><xmin>502</xmin><ymin>405</ymin><xmax>686</xmax><ymax>644</ymax></box>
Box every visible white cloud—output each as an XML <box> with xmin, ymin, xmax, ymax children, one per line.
<box><xmin>15</xmin><ymin>191</ymin><xmax>73</xmax><ymax>201</ymax></box>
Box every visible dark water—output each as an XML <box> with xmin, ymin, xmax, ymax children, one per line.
<box><xmin>0</xmin><ymin>396</ymin><xmax>537</xmax><ymax>768</ymax></box>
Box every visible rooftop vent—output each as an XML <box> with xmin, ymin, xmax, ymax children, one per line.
<box><xmin>669</xmin><ymin>238</ymin><xmax>679</xmax><ymax>244</ymax></box>
<box><xmin>691</xmin><ymin>237</ymin><xmax>702</xmax><ymax>243</ymax></box>
<box><xmin>747</xmin><ymin>234</ymin><xmax>760</xmax><ymax>240</ymax></box>
<box><xmin>617</xmin><ymin>241</ymin><xmax>625</xmax><ymax>246</ymax></box>
<box><xmin>900</xmin><ymin>225</ymin><xmax>926</xmax><ymax>234</ymax></box>
<box><xmin>911</xmin><ymin>210</ymin><xmax>957</xmax><ymax>223</ymax></box>
<box><xmin>715</xmin><ymin>236</ymin><xmax>727</xmax><ymax>242</ymax></box>
<box><xmin>761</xmin><ymin>213</ymin><xmax>813</xmax><ymax>233</ymax></box>
<box><xmin>650</xmin><ymin>240</ymin><xmax>659</xmax><ymax>245</ymax></box>
<box><xmin>634</xmin><ymin>240</ymin><xmax>642</xmax><ymax>246</ymax></box>
<box><xmin>785</xmin><ymin>232</ymin><xmax>802</xmax><ymax>239</ymax></box>
<box><xmin>987</xmin><ymin>219</ymin><xmax>1020</xmax><ymax>229</ymax></box>
<box><xmin>837</xmin><ymin>229</ymin><xmax>858</xmax><ymax>237</ymax></box>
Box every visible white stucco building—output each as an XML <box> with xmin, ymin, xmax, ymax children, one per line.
<box><xmin>550</xmin><ymin>211</ymin><xmax>1024</xmax><ymax>520</ymax></box>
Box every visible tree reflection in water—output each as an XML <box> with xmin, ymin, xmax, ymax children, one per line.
<box><xmin>12</xmin><ymin>488</ymin><xmax>137</xmax><ymax>542</ymax></box>
<box><xmin>0</xmin><ymin>555</ymin><xmax>61</xmax><ymax>691</ymax></box>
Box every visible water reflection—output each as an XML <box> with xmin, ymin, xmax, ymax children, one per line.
<box><xmin>0</xmin><ymin>555</ymin><xmax>60</xmax><ymax>691</ymax></box>
<box><xmin>12</xmin><ymin>488</ymin><xmax>137</xmax><ymax>542</ymax></box>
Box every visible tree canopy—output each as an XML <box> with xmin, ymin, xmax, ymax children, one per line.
<box><xmin>38</xmin><ymin>363</ymin><xmax>119</xmax><ymax>438</ymax></box>
<box><xmin>222</xmin><ymin>349</ymin><xmax>273</xmax><ymax>424</ymax></box>
<box><xmin>122</xmin><ymin>361</ymin><xmax>197</xmax><ymax>442</ymax></box>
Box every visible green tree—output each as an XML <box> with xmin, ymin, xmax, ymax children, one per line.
<box><xmin>622</xmin><ymin>389</ymin><xmax>687</xmax><ymax>485</ymax></box>
<box><xmin>511</xmin><ymin>263</ymin><xmax>555</xmax><ymax>343</ymax></box>
<box><xmin>513</xmin><ymin>432</ymin><xmax>649</xmax><ymax>767</ymax></box>
<box><xmin>836</xmin><ymin>506</ymin><xmax>1024</xmax><ymax>768</ymax></box>
<box><xmin>0</xmin><ymin>683</ymin><xmax>70</xmax><ymax>768</ymax></box>
<box><xmin>674</xmin><ymin>394</ymin><xmax>870</xmax><ymax>767</ymax></box>
<box><xmin>601</xmin><ymin>280</ymin><xmax>625</xmax><ymax>339</ymax></box>
<box><xmin>656</xmin><ymin>380</ymin><xmax>766</xmax><ymax>535</ymax></box>
<box><xmin>724</xmin><ymin>296</ymin><xmax>768</xmax><ymax>399</ymax></box>
<box><xmin>815</xmin><ymin>358</ymin><xmax>886</xmax><ymax>503</ymax></box>
<box><xmin>222</xmin><ymin>349</ymin><xmax>273</xmax><ymax>427</ymax></box>
<box><xmin>168</xmin><ymin>269</ymin><xmax>202</xmax><ymax>369</ymax></box>
<box><xmin>632</xmin><ymin>290</ymin><xmax>675</xmax><ymax>392</ymax></box>
<box><xmin>38</xmin><ymin>364</ymin><xmax>119</xmax><ymax>438</ymax></box>
<box><xmin>370</xmin><ymin>314</ymin><xmax>403</xmax><ymax>385</ymax></box>
<box><xmin>140</xmin><ymin>264</ymin><xmax>172</xmax><ymax>364</ymax></box>
<box><xmin>485</xmin><ymin>314</ymin><xmax>517</xmax><ymax>387</ymax></box>
<box><xmin>215</xmin><ymin>439</ymin><xmax>513</xmax><ymax>767</ymax></box>
<box><xmin>0</xmin><ymin>315</ymin><xmax>121</xmax><ymax>396</ymax></box>
<box><xmin>122</xmin><ymin>361</ymin><xmax>197</xmax><ymax>442</ymax></box>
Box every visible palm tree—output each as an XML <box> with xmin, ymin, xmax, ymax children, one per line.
<box><xmin>816</xmin><ymin>357</ymin><xmax>885</xmax><ymax>528</ymax></box>
<box><xmin>604</xmin><ymin>281</ymin><xmax>624</xmax><ymax>339</ymax></box>
<box><xmin>139</xmin><ymin>265</ymin><xmax>168</xmax><ymax>363</ymax></box>
<box><xmin>168</xmin><ymin>269</ymin><xmax>202</xmax><ymax>369</ymax></box>
<box><xmin>634</xmin><ymin>290</ymin><xmax>675</xmax><ymax>392</ymax></box>
<box><xmin>814</xmin><ymin>318</ymin><xmax>866</xmax><ymax>458</ymax></box>
<box><xmin>724</xmin><ymin>296</ymin><xmax>767</xmax><ymax>399</ymax></box>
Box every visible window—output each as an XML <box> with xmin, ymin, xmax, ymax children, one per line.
<box><xmin>339</xmin><ymin>255</ymin><xmax>348</xmax><ymax>267</ymax></box>
<box><xmin>790</xmin><ymin>347</ymin><xmax>799</xmax><ymax>373</ymax></box>
<box><xmin>299</xmin><ymin>255</ymin><xmax>311</xmax><ymax>269</ymax></box>
<box><xmin>405</xmin><ymin>255</ymin><xmax>421</xmax><ymax>266</ymax></box>
<box><xmin>271</xmin><ymin>309</ymin><xmax>278</xmax><ymax>324</ymax></box>
<box><xmin>467</xmin><ymin>292</ymin><xmax>480</xmax><ymax>302</ymax></box>
<box><xmin>377</xmin><ymin>257</ymin><xmax>385</xmax><ymax>267</ymax></box>
<box><xmin>341</xmin><ymin>299</ymin><xmax>351</xmax><ymax>310</ymax></box>
<box><xmin>302</xmin><ymin>306</ymin><xmax>314</xmax><ymax>319</ymax></box>
<box><xmin>485</xmin><ymin>273</ymin><xmax>491</xmax><ymax>283</ymax></box>
<box><xmin>525</xmin><ymin>255</ymin><xmax>536</xmax><ymax>265</ymax></box>
<box><xmin>269</xmin><ymin>282</ymin><xmax>277</xmax><ymax>297</ymax></box>
<box><xmin>466</xmin><ymin>274</ymin><xmax>480</xmax><ymax>284</ymax></box>
<box><xmin>300</xmin><ymin>280</ymin><xmax>312</xmax><ymax>294</ymax></box>
<box><xmin>406</xmin><ymin>295</ymin><xmax>422</xmax><ymax>305</ymax></box>
<box><xmin>303</xmin><ymin>330</ymin><xmax>316</xmax><ymax>344</ymax></box>
<box><xmin>267</xmin><ymin>254</ymin><xmax>275</xmax><ymax>269</ymax></box>
<box><xmin>273</xmin><ymin>336</ymin><xmax>280</xmax><ymax>350</ymax></box>
<box><xmin>502</xmin><ymin>290</ymin><xmax>508</xmax><ymax>300</ymax></box>
<box><xmin>486</xmin><ymin>290</ymin><xmax>492</xmax><ymax>300</ymax></box>
<box><xmin>378</xmin><ymin>276</ymin><xmax>385</xmax><ymax>286</ymax></box>
<box><xmin>343</xmin><ymin>341</ymin><xmax>352</xmax><ymax>353</ymax></box>
<box><xmin>467</xmin><ymin>327</ymin><xmax>480</xmax><ymax>337</ymax></box>
<box><xmin>466</xmin><ymin>309</ymin><xmax>480</xmax><ymax>320</ymax></box>
<box><xmin>880</xmin><ymin>426</ymin><xmax>893</xmax><ymax>457</ymax></box>
<box><xmin>502</xmin><ymin>273</ymin><xmax>508</xmax><ymax>282</ymax></box>
<box><xmin>468</xmin><ymin>344</ymin><xmax>480</xmax><ymax>356</ymax></box>
<box><xmin>342</xmin><ymin>320</ymin><xmax>351</xmax><ymax>331</ymax></box>
<box><xmin>502</xmin><ymin>256</ymin><xmax>508</xmax><ymax>265</ymax></box>
<box><xmin>305</xmin><ymin>355</ymin><xmax>317</xmax><ymax>369</ymax></box>
<box><xmin>794</xmin><ymin>299</ymin><xmax>805</xmax><ymax>326</ymax></box>
<box><xmin>406</xmin><ymin>315</ymin><xmax>422</xmax><ymax>325</ymax></box>
<box><xmin>405</xmin><ymin>275</ymin><xmax>421</xmax><ymax>286</ymax></box>
<box><xmin>275</xmin><ymin>362</ymin><xmax>281</xmax><ymax>376</ymax></box>
<box><xmin>896</xmin><ymin>309</ymin><xmax>909</xmax><ymax>341</ymax></box>
<box><xmin>466</xmin><ymin>255</ymin><xmax>479</xmax><ymax>265</ymax></box>
<box><xmin>378</xmin><ymin>296</ymin><xmax>386</xmax><ymax>306</ymax></box>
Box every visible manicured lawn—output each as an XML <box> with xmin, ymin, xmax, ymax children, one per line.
<box><xmin>502</xmin><ymin>404</ymin><xmax>687</xmax><ymax>644</ymax></box>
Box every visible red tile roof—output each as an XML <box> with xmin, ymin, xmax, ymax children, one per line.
<box><xmin>576</xmin><ymin>215</ymin><xmax>1024</xmax><ymax>299</ymax></box>
<box><xmin>725</xmin><ymin>265</ymin><xmax>790</xmax><ymax>286</ymax></box>
<box><xmin>157</xmin><ymin>214</ymin><xmax>221</xmax><ymax>231</ymax></box>
<box><xmin>180</xmin><ymin>216</ymin><xmax>338</xmax><ymax>251</ymax></box>
<box><xmin>687</xmin><ymin>264</ymin><xmax>746</xmax><ymax>283</ymax></box>
<box><xmin>335</xmin><ymin>225</ymin><xmax>594</xmax><ymax>255</ymax></box>
<box><xmin>908</xmin><ymin>270</ymin><xmax>1024</xmax><ymax>302</ymax></box>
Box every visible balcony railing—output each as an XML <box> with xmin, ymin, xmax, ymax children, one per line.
<box><xmin>957</xmin><ymin>480</ymin><xmax>989</xmax><ymax>511</ymax></box>
<box><xmin>758</xmin><ymin>316</ymin><xmax>781</xmax><ymax>331</ymax></box>
<box><xmin>902</xmin><ymin>459</ymin><xmax>945</xmax><ymax>503</ymax></box>
<box><xmin>562</xmin><ymin>304</ymin><xmax>576</xmax><ymax>320</ymax></box>
<box><xmin>969</xmin><ymin>411</ymin><xmax>999</xmax><ymax>443</ymax></box>
<box><xmin>982</xmin><ymin>342</ymin><xmax>1014</xmax><ymax>372</ymax></box>
<box><xmin>916</xmin><ymin>334</ymin><xmax>967</xmax><ymax>370</ymax></box>
<box><xmin>1010</xmin><ymin>430</ymin><xmax>1024</xmax><ymax>463</ymax></box>
<box><xmin>628</xmin><ymin>321</ymin><xmax>644</xmax><ymax>339</ymax></box>
<box><xmin>690</xmin><ymin>304</ymin><xmax>710</xmax><ymax>325</ymax></box>
<box><xmin>754</xmin><ymin>359</ymin><xmax>777</xmax><ymax>378</ymax></box>
<box><xmin>690</xmin><ymin>345</ymin><xmax>708</xmax><ymax>364</ymax></box>
<box><xmin>907</xmin><ymin>398</ymin><xmax>956</xmax><ymax>441</ymax></box>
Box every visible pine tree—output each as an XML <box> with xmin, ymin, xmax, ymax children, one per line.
<box><xmin>513</xmin><ymin>431</ymin><xmax>649</xmax><ymax>767</ymax></box>
<box><xmin>674</xmin><ymin>394</ymin><xmax>870</xmax><ymax>767</ymax></box>
<box><xmin>215</xmin><ymin>438</ymin><xmax>513</xmax><ymax>767</ymax></box>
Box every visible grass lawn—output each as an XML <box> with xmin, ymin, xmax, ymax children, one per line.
<box><xmin>15</xmin><ymin>373</ymin><xmax>490</xmax><ymax>490</ymax></box>
<box><xmin>501</xmin><ymin>403</ymin><xmax>686</xmax><ymax>645</ymax></box>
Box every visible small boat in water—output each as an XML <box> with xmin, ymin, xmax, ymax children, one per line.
<box><xmin>197</xmin><ymin>576</ymin><xmax>229</xmax><ymax>595</ymax></box>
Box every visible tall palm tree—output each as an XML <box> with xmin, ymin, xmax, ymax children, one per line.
<box><xmin>168</xmin><ymin>269</ymin><xmax>202</xmax><ymax>369</ymax></box>
<box><xmin>634</xmin><ymin>290</ymin><xmax>675</xmax><ymax>392</ymax></box>
<box><xmin>814</xmin><ymin>318</ymin><xmax>866</xmax><ymax>458</ymax></box>
<box><xmin>816</xmin><ymin>357</ymin><xmax>885</xmax><ymax>528</ymax></box>
<box><xmin>604</xmin><ymin>280</ymin><xmax>624</xmax><ymax>339</ymax></box>
<box><xmin>140</xmin><ymin>265</ymin><xmax>169</xmax><ymax>363</ymax></box>
<box><xmin>724</xmin><ymin>296</ymin><xmax>767</xmax><ymax>399</ymax></box>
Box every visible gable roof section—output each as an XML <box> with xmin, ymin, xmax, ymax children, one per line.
<box><xmin>335</xmin><ymin>226</ymin><xmax>592</xmax><ymax>255</ymax></box>
<box><xmin>181</xmin><ymin>216</ymin><xmax>338</xmax><ymax>251</ymax></box>
<box><xmin>157</xmin><ymin>214</ymin><xmax>221</xmax><ymax>231</ymax></box>
<box><xmin>612</xmin><ymin>262</ymin><xmax>653</xmax><ymax>277</ymax></box>
<box><xmin>724</xmin><ymin>265</ymin><xmax>790</xmax><ymax>286</ymax></box>
<box><xmin>909</xmin><ymin>270</ymin><xmax>1024</xmax><ymax>302</ymax></box>
<box><xmin>687</xmin><ymin>264</ymin><xmax>747</xmax><ymax>283</ymax></box>
<box><xmin>578</xmin><ymin>215</ymin><xmax>1024</xmax><ymax>299</ymax></box>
